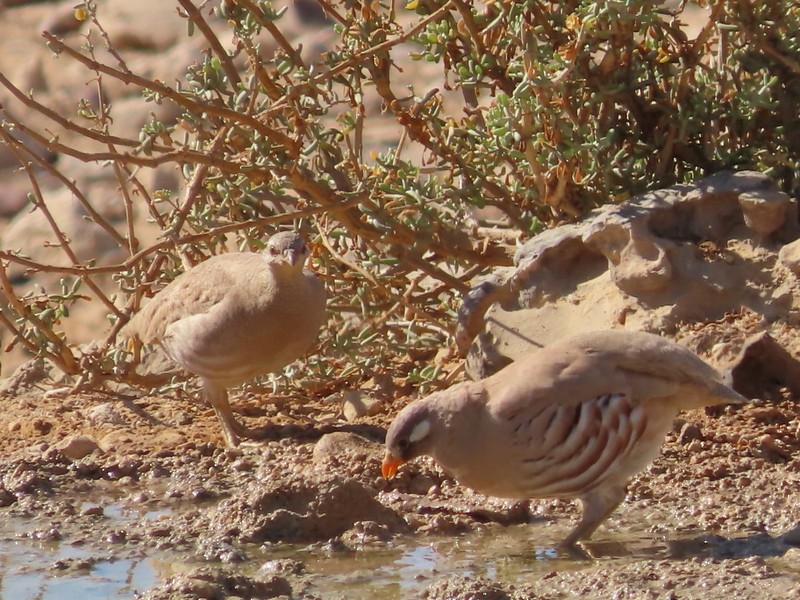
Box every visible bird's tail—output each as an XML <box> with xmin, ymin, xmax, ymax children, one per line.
<box><xmin>692</xmin><ymin>379</ymin><xmax>748</xmax><ymax>409</ymax></box>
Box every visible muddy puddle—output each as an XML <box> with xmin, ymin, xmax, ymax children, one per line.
<box><xmin>3</xmin><ymin>491</ymin><xmax>798</xmax><ymax>600</ymax></box>
<box><xmin>0</xmin><ymin>497</ymin><xmax>162</xmax><ymax>599</ymax></box>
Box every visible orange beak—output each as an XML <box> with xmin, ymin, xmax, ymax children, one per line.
<box><xmin>381</xmin><ymin>454</ymin><xmax>405</xmax><ymax>479</ymax></box>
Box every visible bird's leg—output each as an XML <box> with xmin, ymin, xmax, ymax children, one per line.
<box><xmin>561</xmin><ymin>484</ymin><xmax>627</xmax><ymax>548</ymax></box>
<box><xmin>201</xmin><ymin>382</ymin><xmax>252</xmax><ymax>447</ymax></box>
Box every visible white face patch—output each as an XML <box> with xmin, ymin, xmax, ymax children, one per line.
<box><xmin>409</xmin><ymin>419</ymin><xmax>431</xmax><ymax>443</ymax></box>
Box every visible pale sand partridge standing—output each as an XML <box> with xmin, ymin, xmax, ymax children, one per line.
<box><xmin>383</xmin><ymin>330</ymin><xmax>746</xmax><ymax>547</ymax></box>
<box><xmin>123</xmin><ymin>231</ymin><xmax>326</xmax><ymax>446</ymax></box>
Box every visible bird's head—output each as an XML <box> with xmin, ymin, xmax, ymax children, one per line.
<box><xmin>382</xmin><ymin>399</ymin><xmax>437</xmax><ymax>479</ymax></box>
<box><xmin>265</xmin><ymin>231</ymin><xmax>311</xmax><ymax>270</ymax></box>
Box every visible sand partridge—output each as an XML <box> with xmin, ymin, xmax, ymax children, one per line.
<box><xmin>383</xmin><ymin>330</ymin><xmax>746</xmax><ymax>546</ymax></box>
<box><xmin>124</xmin><ymin>231</ymin><xmax>326</xmax><ymax>446</ymax></box>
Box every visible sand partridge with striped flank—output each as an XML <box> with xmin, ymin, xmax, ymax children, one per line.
<box><xmin>383</xmin><ymin>330</ymin><xmax>746</xmax><ymax>547</ymax></box>
<box><xmin>124</xmin><ymin>231</ymin><xmax>326</xmax><ymax>447</ymax></box>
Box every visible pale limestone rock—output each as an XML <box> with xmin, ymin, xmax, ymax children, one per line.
<box><xmin>779</xmin><ymin>239</ymin><xmax>800</xmax><ymax>273</ymax></box>
<box><xmin>312</xmin><ymin>431</ymin><xmax>382</xmax><ymax>467</ymax></box>
<box><xmin>459</xmin><ymin>171</ymin><xmax>800</xmax><ymax>378</ymax></box>
<box><xmin>340</xmin><ymin>390</ymin><xmax>381</xmax><ymax>422</ymax></box>
<box><xmin>738</xmin><ymin>189</ymin><xmax>796</xmax><ymax>238</ymax></box>
<box><xmin>56</xmin><ymin>434</ymin><xmax>100</xmax><ymax>460</ymax></box>
<box><xmin>86</xmin><ymin>402</ymin><xmax>128</xmax><ymax>427</ymax></box>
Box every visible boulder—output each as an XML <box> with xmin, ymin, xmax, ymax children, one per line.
<box><xmin>457</xmin><ymin>171</ymin><xmax>800</xmax><ymax>378</ymax></box>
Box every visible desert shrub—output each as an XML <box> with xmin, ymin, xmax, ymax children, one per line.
<box><xmin>0</xmin><ymin>0</ymin><xmax>797</xmax><ymax>394</ymax></box>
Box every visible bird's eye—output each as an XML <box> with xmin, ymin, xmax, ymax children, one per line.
<box><xmin>269</xmin><ymin>246</ymin><xmax>280</xmax><ymax>256</ymax></box>
<box><xmin>398</xmin><ymin>438</ymin><xmax>410</xmax><ymax>450</ymax></box>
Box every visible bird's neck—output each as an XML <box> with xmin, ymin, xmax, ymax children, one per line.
<box><xmin>429</xmin><ymin>384</ymin><xmax>489</xmax><ymax>471</ymax></box>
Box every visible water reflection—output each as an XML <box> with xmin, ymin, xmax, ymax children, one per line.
<box><xmin>0</xmin><ymin>542</ymin><xmax>158</xmax><ymax>600</ymax></box>
<box><xmin>0</xmin><ymin>501</ymin><xmax>796</xmax><ymax>599</ymax></box>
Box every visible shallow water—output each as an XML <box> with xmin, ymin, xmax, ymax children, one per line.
<box><xmin>0</xmin><ymin>503</ymin><xmax>595</xmax><ymax>599</ymax></box>
<box><xmin>0</xmin><ymin>548</ymin><xmax>157</xmax><ymax>600</ymax></box>
<box><xmin>0</xmin><ymin>499</ymin><xmax>162</xmax><ymax>599</ymax></box>
<box><xmin>0</xmin><ymin>499</ymin><xmax>791</xmax><ymax>600</ymax></box>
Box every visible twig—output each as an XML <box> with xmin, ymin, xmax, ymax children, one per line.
<box><xmin>315</xmin><ymin>221</ymin><xmax>450</xmax><ymax>328</ymax></box>
<box><xmin>261</xmin><ymin>0</ymin><xmax>456</xmax><ymax>117</ymax></box>
<box><xmin>0</xmin><ymin>72</ymin><xmax>152</xmax><ymax>152</ymax></box>
<box><xmin>0</xmin><ymin>129</ymin><xmax>122</xmax><ymax>316</ymax></box>
<box><xmin>0</xmin><ymin>121</ymin><xmax>128</xmax><ymax>247</ymax></box>
<box><xmin>312</xmin><ymin>0</ymin><xmax>348</xmax><ymax>26</ymax></box>
<box><xmin>451</xmin><ymin>0</ymin><xmax>485</xmax><ymax>56</ymax></box>
<box><xmin>0</xmin><ymin>261</ymin><xmax>79</xmax><ymax>373</ymax></box>
<box><xmin>177</xmin><ymin>0</ymin><xmax>243</xmax><ymax>88</ymax></box>
<box><xmin>233</xmin><ymin>0</ymin><xmax>307</xmax><ymax>71</ymax></box>
<box><xmin>162</xmin><ymin>127</ymin><xmax>231</xmax><ymax>270</ymax></box>
<box><xmin>0</xmin><ymin>199</ymin><xmax>364</xmax><ymax>277</ymax></box>
<box><xmin>42</xmin><ymin>32</ymin><xmax>299</xmax><ymax>154</ymax></box>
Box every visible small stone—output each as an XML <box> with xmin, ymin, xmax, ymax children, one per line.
<box><xmin>738</xmin><ymin>190</ymin><xmax>792</xmax><ymax>237</ymax></box>
<box><xmin>98</xmin><ymin>430</ymin><xmax>135</xmax><ymax>453</ymax></box>
<box><xmin>781</xmin><ymin>523</ymin><xmax>800</xmax><ymax>546</ymax></box>
<box><xmin>678</xmin><ymin>423</ymin><xmax>703</xmax><ymax>445</ymax></box>
<box><xmin>0</xmin><ymin>488</ymin><xmax>16</xmax><ymax>507</ymax></box>
<box><xmin>106</xmin><ymin>530</ymin><xmax>127</xmax><ymax>544</ymax></box>
<box><xmin>260</xmin><ymin>558</ymin><xmax>305</xmax><ymax>576</ymax></box>
<box><xmin>686</xmin><ymin>439</ymin><xmax>703</xmax><ymax>453</ymax></box>
<box><xmin>312</xmin><ymin>432</ymin><xmax>382</xmax><ymax>467</ymax></box>
<box><xmin>80</xmin><ymin>505</ymin><xmax>104</xmax><ymax>517</ymax></box>
<box><xmin>779</xmin><ymin>239</ymin><xmax>800</xmax><ymax>273</ymax></box>
<box><xmin>341</xmin><ymin>390</ymin><xmax>381</xmax><ymax>422</ymax></box>
<box><xmin>149</xmin><ymin>527</ymin><xmax>171</xmax><ymax>538</ymax></box>
<box><xmin>86</xmin><ymin>402</ymin><xmax>127</xmax><ymax>427</ymax></box>
<box><xmin>56</xmin><ymin>435</ymin><xmax>100</xmax><ymax>460</ymax></box>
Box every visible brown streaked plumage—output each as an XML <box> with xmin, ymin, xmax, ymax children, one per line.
<box><xmin>123</xmin><ymin>231</ymin><xmax>326</xmax><ymax>446</ymax></box>
<box><xmin>383</xmin><ymin>330</ymin><xmax>746</xmax><ymax>547</ymax></box>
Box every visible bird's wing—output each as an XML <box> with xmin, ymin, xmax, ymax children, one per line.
<box><xmin>123</xmin><ymin>256</ymin><xmax>241</xmax><ymax>344</ymax></box>
<box><xmin>486</xmin><ymin>330</ymin><xmax>743</xmax><ymax>421</ymax></box>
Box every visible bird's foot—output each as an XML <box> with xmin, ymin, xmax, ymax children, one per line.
<box><xmin>220</xmin><ymin>422</ymin><xmax>280</xmax><ymax>447</ymax></box>
<box><xmin>557</xmin><ymin>540</ymin><xmax>598</xmax><ymax>560</ymax></box>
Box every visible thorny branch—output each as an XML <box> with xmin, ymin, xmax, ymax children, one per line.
<box><xmin>0</xmin><ymin>0</ymin><xmax>796</xmax><ymax>394</ymax></box>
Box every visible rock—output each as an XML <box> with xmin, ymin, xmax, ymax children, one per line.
<box><xmin>312</xmin><ymin>431</ymin><xmax>383</xmax><ymax>467</ymax></box>
<box><xmin>725</xmin><ymin>332</ymin><xmax>800</xmax><ymax>399</ymax></box>
<box><xmin>55</xmin><ymin>434</ymin><xmax>100</xmax><ymax>459</ymax></box>
<box><xmin>0</xmin><ymin>487</ymin><xmax>16</xmax><ymax>507</ymax></box>
<box><xmin>739</xmin><ymin>189</ymin><xmax>796</xmax><ymax>238</ymax></box>
<box><xmin>97</xmin><ymin>430</ymin><xmax>136</xmax><ymax>453</ymax></box>
<box><xmin>1</xmin><ymin>360</ymin><xmax>50</xmax><ymax>397</ymax></box>
<box><xmin>98</xmin><ymin>0</ymin><xmax>195</xmax><ymax>51</ymax></box>
<box><xmin>340</xmin><ymin>390</ymin><xmax>381</xmax><ymax>422</ymax></box>
<box><xmin>779</xmin><ymin>239</ymin><xmax>800</xmax><ymax>273</ymax></box>
<box><xmin>138</xmin><ymin>567</ymin><xmax>292</xmax><ymax>600</ymax></box>
<box><xmin>0</xmin><ymin>109</ymin><xmax>57</xmax><ymax>170</ymax></box>
<box><xmin>339</xmin><ymin>520</ymin><xmax>393</xmax><ymax>546</ymax></box>
<box><xmin>678</xmin><ymin>423</ymin><xmax>703</xmax><ymax>445</ymax></box>
<box><xmin>211</xmin><ymin>473</ymin><xmax>405</xmax><ymax>543</ymax></box>
<box><xmin>106</xmin><ymin>94</ymin><xmax>184</xmax><ymax>141</ymax></box>
<box><xmin>38</xmin><ymin>0</ymin><xmax>84</xmax><ymax>35</ymax></box>
<box><xmin>259</xmin><ymin>558</ymin><xmax>305</xmax><ymax>576</ymax></box>
<box><xmin>1</xmin><ymin>0</ymin><xmax>51</xmax><ymax>6</ymax></box>
<box><xmin>0</xmin><ymin>170</ymin><xmax>42</xmax><ymax>218</ymax></box>
<box><xmin>781</xmin><ymin>523</ymin><xmax>800</xmax><ymax>546</ymax></box>
<box><xmin>457</xmin><ymin>171</ymin><xmax>800</xmax><ymax>377</ymax></box>
<box><xmin>197</xmin><ymin>538</ymin><xmax>247</xmax><ymax>563</ymax></box>
<box><xmin>86</xmin><ymin>402</ymin><xmax>128</xmax><ymax>427</ymax></box>
<box><xmin>152</xmin><ymin>429</ymin><xmax>188</xmax><ymax>448</ymax></box>
<box><xmin>425</xmin><ymin>575</ymin><xmax>513</xmax><ymax>600</ymax></box>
